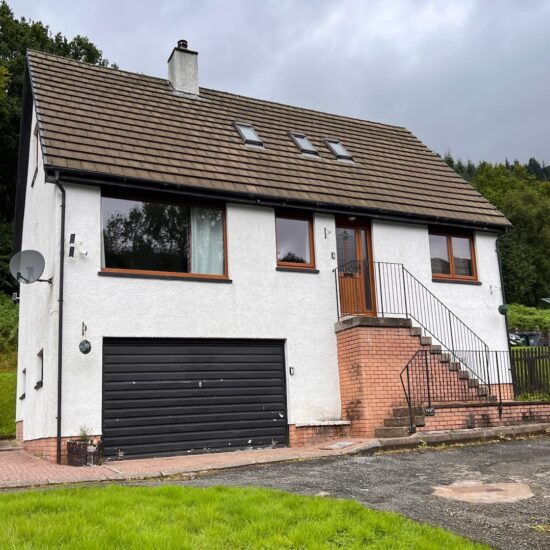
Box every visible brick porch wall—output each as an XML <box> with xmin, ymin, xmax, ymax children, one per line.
<box><xmin>336</xmin><ymin>317</ymin><xmax>420</xmax><ymax>437</ymax></box>
<box><xmin>288</xmin><ymin>424</ymin><xmax>351</xmax><ymax>447</ymax></box>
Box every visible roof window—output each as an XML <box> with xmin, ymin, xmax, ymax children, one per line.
<box><xmin>289</xmin><ymin>133</ymin><xmax>318</xmax><ymax>156</ymax></box>
<box><xmin>235</xmin><ymin>123</ymin><xmax>263</xmax><ymax>147</ymax></box>
<box><xmin>326</xmin><ymin>139</ymin><xmax>353</xmax><ymax>161</ymax></box>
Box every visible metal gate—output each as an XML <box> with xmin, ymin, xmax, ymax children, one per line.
<box><xmin>102</xmin><ymin>338</ymin><xmax>288</xmax><ymax>459</ymax></box>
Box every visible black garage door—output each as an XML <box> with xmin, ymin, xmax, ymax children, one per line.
<box><xmin>102</xmin><ymin>338</ymin><xmax>288</xmax><ymax>459</ymax></box>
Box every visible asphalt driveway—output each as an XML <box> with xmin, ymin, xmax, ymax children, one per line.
<box><xmin>177</xmin><ymin>437</ymin><xmax>550</xmax><ymax>550</ymax></box>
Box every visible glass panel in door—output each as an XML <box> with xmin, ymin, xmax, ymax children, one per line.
<box><xmin>336</xmin><ymin>225</ymin><xmax>375</xmax><ymax>316</ymax></box>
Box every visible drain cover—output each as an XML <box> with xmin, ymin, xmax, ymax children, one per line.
<box><xmin>433</xmin><ymin>480</ymin><xmax>534</xmax><ymax>503</ymax></box>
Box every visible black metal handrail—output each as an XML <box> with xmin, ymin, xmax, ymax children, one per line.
<box><xmin>399</xmin><ymin>349</ymin><xmax>514</xmax><ymax>433</ymax></box>
<box><xmin>333</xmin><ymin>260</ymin><xmax>490</xmax><ymax>384</ymax></box>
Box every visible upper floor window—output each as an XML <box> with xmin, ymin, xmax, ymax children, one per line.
<box><xmin>429</xmin><ymin>230</ymin><xmax>477</xmax><ymax>281</ymax></box>
<box><xmin>234</xmin><ymin>123</ymin><xmax>263</xmax><ymax>147</ymax></box>
<box><xmin>275</xmin><ymin>213</ymin><xmax>315</xmax><ymax>269</ymax></box>
<box><xmin>101</xmin><ymin>193</ymin><xmax>226</xmax><ymax>278</ymax></box>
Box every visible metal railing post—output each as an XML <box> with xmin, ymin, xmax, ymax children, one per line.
<box><xmin>401</xmin><ymin>265</ymin><xmax>408</xmax><ymax>319</ymax></box>
<box><xmin>406</xmin><ymin>365</ymin><xmax>415</xmax><ymax>433</ymax></box>
<box><xmin>424</xmin><ymin>349</ymin><xmax>433</xmax><ymax>414</ymax></box>
<box><xmin>377</xmin><ymin>262</ymin><xmax>384</xmax><ymax>317</ymax></box>
<box><xmin>495</xmin><ymin>351</ymin><xmax>503</xmax><ymax>418</ymax></box>
<box><xmin>448</xmin><ymin>311</ymin><xmax>454</xmax><ymax>355</ymax></box>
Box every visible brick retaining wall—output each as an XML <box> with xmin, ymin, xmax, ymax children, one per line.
<box><xmin>23</xmin><ymin>436</ymin><xmax>101</xmax><ymax>464</ymax></box>
<box><xmin>419</xmin><ymin>402</ymin><xmax>550</xmax><ymax>432</ymax></box>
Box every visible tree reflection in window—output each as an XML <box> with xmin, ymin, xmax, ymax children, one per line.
<box><xmin>102</xmin><ymin>196</ymin><xmax>224</xmax><ymax>275</ymax></box>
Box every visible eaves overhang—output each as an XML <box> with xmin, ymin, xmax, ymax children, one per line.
<box><xmin>44</xmin><ymin>165</ymin><xmax>512</xmax><ymax>234</ymax></box>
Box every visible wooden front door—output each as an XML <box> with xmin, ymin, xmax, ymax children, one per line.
<box><xmin>336</xmin><ymin>223</ymin><xmax>375</xmax><ymax>316</ymax></box>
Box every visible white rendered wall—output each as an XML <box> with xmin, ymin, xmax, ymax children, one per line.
<box><xmin>59</xmin><ymin>184</ymin><xmax>342</xmax><ymax>438</ymax></box>
<box><xmin>16</xmin><ymin>107</ymin><xmax>61</xmax><ymax>441</ymax></box>
<box><xmin>17</xmin><ymin>119</ymin><xmax>509</xmax><ymax>441</ymax></box>
<box><xmin>371</xmin><ymin>220</ymin><xmax>508</xmax><ymax>351</ymax></box>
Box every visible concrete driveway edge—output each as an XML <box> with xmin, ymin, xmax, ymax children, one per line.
<box><xmin>372</xmin><ymin>422</ymin><xmax>550</xmax><ymax>451</ymax></box>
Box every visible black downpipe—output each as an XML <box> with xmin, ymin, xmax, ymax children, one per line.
<box><xmin>495</xmin><ymin>230</ymin><xmax>511</xmax><ymax>354</ymax></box>
<box><xmin>55</xmin><ymin>179</ymin><xmax>66</xmax><ymax>464</ymax></box>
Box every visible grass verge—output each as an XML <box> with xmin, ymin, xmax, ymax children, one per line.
<box><xmin>0</xmin><ymin>485</ymin><xmax>486</xmax><ymax>549</ymax></box>
<box><xmin>0</xmin><ymin>371</ymin><xmax>16</xmax><ymax>438</ymax></box>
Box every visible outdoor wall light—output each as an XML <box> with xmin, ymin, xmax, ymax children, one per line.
<box><xmin>79</xmin><ymin>321</ymin><xmax>91</xmax><ymax>354</ymax></box>
<box><xmin>79</xmin><ymin>340</ymin><xmax>92</xmax><ymax>354</ymax></box>
<box><xmin>498</xmin><ymin>304</ymin><xmax>508</xmax><ymax>316</ymax></box>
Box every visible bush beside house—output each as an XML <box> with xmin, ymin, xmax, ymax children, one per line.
<box><xmin>0</xmin><ymin>293</ymin><xmax>17</xmax><ymax>438</ymax></box>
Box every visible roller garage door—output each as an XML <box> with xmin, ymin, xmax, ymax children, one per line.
<box><xmin>102</xmin><ymin>338</ymin><xmax>288</xmax><ymax>459</ymax></box>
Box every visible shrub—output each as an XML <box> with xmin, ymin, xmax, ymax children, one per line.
<box><xmin>507</xmin><ymin>303</ymin><xmax>550</xmax><ymax>332</ymax></box>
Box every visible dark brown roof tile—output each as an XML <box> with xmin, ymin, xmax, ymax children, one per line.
<box><xmin>27</xmin><ymin>50</ymin><xmax>510</xmax><ymax>227</ymax></box>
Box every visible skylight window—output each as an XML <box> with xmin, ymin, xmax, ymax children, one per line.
<box><xmin>326</xmin><ymin>139</ymin><xmax>353</xmax><ymax>161</ymax></box>
<box><xmin>235</xmin><ymin>123</ymin><xmax>263</xmax><ymax>147</ymax></box>
<box><xmin>289</xmin><ymin>133</ymin><xmax>318</xmax><ymax>156</ymax></box>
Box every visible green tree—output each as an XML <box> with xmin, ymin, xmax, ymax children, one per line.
<box><xmin>445</xmin><ymin>154</ymin><xmax>550</xmax><ymax>306</ymax></box>
<box><xmin>0</xmin><ymin>0</ymin><xmax>116</xmax><ymax>224</ymax></box>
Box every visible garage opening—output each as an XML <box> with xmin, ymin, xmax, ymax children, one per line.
<box><xmin>102</xmin><ymin>338</ymin><xmax>288</xmax><ymax>459</ymax></box>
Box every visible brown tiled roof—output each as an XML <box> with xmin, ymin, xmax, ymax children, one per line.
<box><xmin>27</xmin><ymin>50</ymin><xmax>510</xmax><ymax>227</ymax></box>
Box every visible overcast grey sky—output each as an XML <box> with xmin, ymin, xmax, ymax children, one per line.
<box><xmin>9</xmin><ymin>0</ymin><xmax>550</xmax><ymax>164</ymax></box>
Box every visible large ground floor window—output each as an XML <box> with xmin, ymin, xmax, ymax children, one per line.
<box><xmin>101</xmin><ymin>193</ymin><xmax>226</xmax><ymax>277</ymax></box>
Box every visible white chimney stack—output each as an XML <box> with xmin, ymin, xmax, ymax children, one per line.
<box><xmin>168</xmin><ymin>39</ymin><xmax>199</xmax><ymax>96</ymax></box>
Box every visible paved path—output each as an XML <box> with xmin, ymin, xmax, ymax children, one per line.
<box><xmin>174</xmin><ymin>436</ymin><xmax>550</xmax><ymax>550</ymax></box>
<box><xmin>0</xmin><ymin>439</ymin><xmax>373</xmax><ymax>489</ymax></box>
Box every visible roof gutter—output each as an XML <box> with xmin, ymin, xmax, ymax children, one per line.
<box><xmin>54</xmin><ymin>174</ymin><xmax>66</xmax><ymax>465</ymax></box>
<box><xmin>44</xmin><ymin>166</ymin><xmax>511</xmax><ymax>234</ymax></box>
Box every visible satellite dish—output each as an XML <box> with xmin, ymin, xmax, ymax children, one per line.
<box><xmin>9</xmin><ymin>250</ymin><xmax>48</xmax><ymax>284</ymax></box>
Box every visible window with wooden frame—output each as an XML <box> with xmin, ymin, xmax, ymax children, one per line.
<box><xmin>101</xmin><ymin>191</ymin><xmax>228</xmax><ymax>280</ymax></box>
<box><xmin>429</xmin><ymin>230</ymin><xmax>477</xmax><ymax>281</ymax></box>
<box><xmin>275</xmin><ymin>213</ymin><xmax>315</xmax><ymax>269</ymax></box>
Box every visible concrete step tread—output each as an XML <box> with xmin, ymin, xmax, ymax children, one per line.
<box><xmin>375</xmin><ymin>426</ymin><xmax>411</xmax><ymax>438</ymax></box>
<box><xmin>384</xmin><ymin>415</ymin><xmax>425</xmax><ymax>427</ymax></box>
<box><xmin>392</xmin><ymin>406</ymin><xmax>424</xmax><ymax>417</ymax></box>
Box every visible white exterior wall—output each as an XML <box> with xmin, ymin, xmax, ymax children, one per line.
<box><xmin>371</xmin><ymin>220</ymin><xmax>508</xmax><ymax>351</ymax></box>
<box><xmin>16</xmin><ymin>108</ymin><xmax>61</xmax><ymax>441</ymax></box>
<box><xmin>16</xmin><ymin>106</ymin><xmax>508</xmax><ymax>441</ymax></box>
<box><xmin>58</xmin><ymin>184</ymin><xmax>341</xmax><ymax>438</ymax></box>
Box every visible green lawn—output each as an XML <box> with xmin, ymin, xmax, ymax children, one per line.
<box><xmin>0</xmin><ymin>485</ymin><xmax>486</xmax><ymax>549</ymax></box>
<box><xmin>0</xmin><ymin>371</ymin><xmax>16</xmax><ymax>438</ymax></box>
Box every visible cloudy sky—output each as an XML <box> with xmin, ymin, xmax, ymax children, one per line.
<box><xmin>9</xmin><ymin>0</ymin><xmax>549</xmax><ymax>163</ymax></box>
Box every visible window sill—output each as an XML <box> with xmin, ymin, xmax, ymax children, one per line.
<box><xmin>34</xmin><ymin>381</ymin><xmax>43</xmax><ymax>390</ymax></box>
<box><xmin>432</xmin><ymin>278</ymin><xmax>481</xmax><ymax>286</ymax></box>
<box><xmin>98</xmin><ymin>270</ymin><xmax>232</xmax><ymax>284</ymax></box>
<box><xmin>276</xmin><ymin>266</ymin><xmax>319</xmax><ymax>274</ymax></box>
